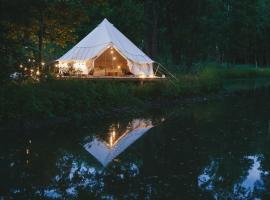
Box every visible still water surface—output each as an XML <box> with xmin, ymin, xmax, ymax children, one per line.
<box><xmin>1</xmin><ymin>87</ymin><xmax>270</xmax><ymax>199</ymax></box>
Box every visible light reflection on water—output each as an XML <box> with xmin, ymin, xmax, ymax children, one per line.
<box><xmin>1</xmin><ymin>90</ymin><xmax>270</xmax><ymax>199</ymax></box>
<box><xmin>84</xmin><ymin>118</ymin><xmax>156</xmax><ymax>166</ymax></box>
<box><xmin>34</xmin><ymin>117</ymin><xmax>164</xmax><ymax>199</ymax></box>
<box><xmin>242</xmin><ymin>156</ymin><xmax>263</xmax><ymax>191</ymax></box>
<box><xmin>38</xmin><ymin>152</ymin><xmax>141</xmax><ymax>199</ymax></box>
<box><xmin>198</xmin><ymin>155</ymin><xmax>269</xmax><ymax>199</ymax></box>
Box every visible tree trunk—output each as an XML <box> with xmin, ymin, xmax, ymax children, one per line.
<box><xmin>144</xmin><ymin>0</ymin><xmax>151</xmax><ymax>55</ymax></box>
<box><xmin>151</xmin><ymin>3</ymin><xmax>158</xmax><ymax>59</ymax></box>
<box><xmin>38</xmin><ymin>10</ymin><xmax>44</xmax><ymax>69</ymax></box>
<box><xmin>144</xmin><ymin>0</ymin><xmax>159</xmax><ymax>59</ymax></box>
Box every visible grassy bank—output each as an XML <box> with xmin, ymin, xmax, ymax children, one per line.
<box><xmin>1</xmin><ymin>65</ymin><xmax>270</xmax><ymax>126</ymax></box>
<box><xmin>198</xmin><ymin>64</ymin><xmax>270</xmax><ymax>79</ymax></box>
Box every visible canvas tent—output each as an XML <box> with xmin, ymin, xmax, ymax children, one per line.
<box><xmin>57</xmin><ymin>18</ymin><xmax>154</xmax><ymax>77</ymax></box>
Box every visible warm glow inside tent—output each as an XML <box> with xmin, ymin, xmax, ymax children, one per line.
<box><xmin>57</xmin><ymin>18</ymin><xmax>155</xmax><ymax>77</ymax></box>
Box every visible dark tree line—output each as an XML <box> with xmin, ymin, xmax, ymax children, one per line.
<box><xmin>1</xmin><ymin>0</ymin><xmax>270</xmax><ymax>80</ymax></box>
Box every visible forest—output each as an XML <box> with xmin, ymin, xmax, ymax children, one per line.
<box><xmin>2</xmin><ymin>0</ymin><xmax>270</xmax><ymax>83</ymax></box>
<box><xmin>2</xmin><ymin>0</ymin><xmax>270</xmax><ymax>122</ymax></box>
<box><xmin>1</xmin><ymin>1</ymin><xmax>270</xmax><ymax>199</ymax></box>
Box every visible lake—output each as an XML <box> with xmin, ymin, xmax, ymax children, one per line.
<box><xmin>1</xmin><ymin>82</ymin><xmax>270</xmax><ymax>199</ymax></box>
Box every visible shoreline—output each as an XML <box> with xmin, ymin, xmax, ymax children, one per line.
<box><xmin>1</xmin><ymin>76</ymin><xmax>270</xmax><ymax>132</ymax></box>
<box><xmin>0</xmin><ymin>92</ymin><xmax>243</xmax><ymax>132</ymax></box>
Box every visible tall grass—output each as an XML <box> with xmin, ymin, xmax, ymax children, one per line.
<box><xmin>1</xmin><ymin>64</ymin><xmax>270</xmax><ymax>123</ymax></box>
<box><xmin>195</xmin><ymin>63</ymin><xmax>270</xmax><ymax>79</ymax></box>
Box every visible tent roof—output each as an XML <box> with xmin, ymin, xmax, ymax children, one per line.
<box><xmin>58</xmin><ymin>18</ymin><xmax>154</xmax><ymax>64</ymax></box>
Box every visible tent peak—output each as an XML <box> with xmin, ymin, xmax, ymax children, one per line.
<box><xmin>101</xmin><ymin>18</ymin><xmax>112</xmax><ymax>26</ymax></box>
<box><xmin>58</xmin><ymin>18</ymin><xmax>154</xmax><ymax>65</ymax></box>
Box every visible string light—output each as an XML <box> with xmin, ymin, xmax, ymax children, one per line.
<box><xmin>24</xmin><ymin>67</ymin><xmax>27</xmax><ymax>71</ymax></box>
<box><xmin>110</xmin><ymin>50</ymin><xmax>114</xmax><ymax>54</ymax></box>
<box><xmin>28</xmin><ymin>58</ymin><xmax>31</xmax><ymax>62</ymax></box>
<box><xmin>36</xmin><ymin>70</ymin><xmax>40</xmax><ymax>75</ymax></box>
<box><xmin>113</xmin><ymin>57</ymin><xmax>116</xmax><ymax>60</ymax></box>
<box><xmin>117</xmin><ymin>65</ymin><xmax>121</xmax><ymax>69</ymax></box>
<box><xmin>30</xmin><ymin>69</ymin><xmax>34</xmax><ymax>73</ymax></box>
<box><xmin>41</xmin><ymin>62</ymin><xmax>45</xmax><ymax>66</ymax></box>
<box><xmin>110</xmin><ymin>135</ymin><xmax>113</xmax><ymax>147</ymax></box>
<box><xmin>19</xmin><ymin>64</ymin><xmax>23</xmax><ymax>68</ymax></box>
<box><xmin>26</xmin><ymin>149</ymin><xmax>30</xmax><ymax>155</ymax></box>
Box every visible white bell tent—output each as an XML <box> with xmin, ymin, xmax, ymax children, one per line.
<box><xmin>57</xmin><ymin>18</ymin><xmax>155</xmax><ymax>77</ymax></box>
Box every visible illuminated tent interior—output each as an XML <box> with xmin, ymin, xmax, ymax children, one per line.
<box><xmin>57</xmin><ymin>18</ymin><xmax>155</xmax><ymax>78</ymax></box>
<box><xmin>92</xmin><ymin>47</ymin><xmax>131</xmax><ymax>76</ymax></box>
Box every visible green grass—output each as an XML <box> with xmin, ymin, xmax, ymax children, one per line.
<box><xmin>1</xmin><ymin>64</ymin><xmax>270</xmax><ymax>123</ymax></box>
<box><xmin>195</xmin><ymin>63</ymin><xmax>270</xmax><ymax>79</ymax></box>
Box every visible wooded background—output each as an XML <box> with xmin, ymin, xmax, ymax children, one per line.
<box><xmin>1</xmin><ymin>0</ymin><xmax>270</xmax><ymax>79</ymax></box>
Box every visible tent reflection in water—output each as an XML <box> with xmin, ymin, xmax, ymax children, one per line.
<box><xmin>56</xmin><ymin>18</ymin><xmax>156</xmax><ymax>78</ymax></box>
<box><xmin>84</xmin><ymin>119</ymin><xmax>153</xmax><ymax>167</ymax></box>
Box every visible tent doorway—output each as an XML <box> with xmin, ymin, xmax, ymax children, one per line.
<box><xmin>93</xmin><ymin>47</ymin><xmax>131</xmax><ymax>76</ymax></box>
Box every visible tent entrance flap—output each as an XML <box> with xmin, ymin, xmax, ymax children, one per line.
<box><xmin>93</xmin><ymin>47</ymin><xmax>131</xmax><ymax>76</ymax></box>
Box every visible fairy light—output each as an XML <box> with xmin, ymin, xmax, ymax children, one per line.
<box><xmin>36</xmin><ymin>70</ymin><xmax>40</xmax><ymax>75</ymax></box>
<box><xmin>117</xmin><ymin>65</ymin><xmax>121</xmax><ymax>69</ymax></box>
<box><xmin>28</xmin><ymin>58</ymin><xmax>31</xmax><ymax>62</ymax></box>
<box><xmin>19</xmin><ymin>64</ymin><xmax>23</xmax><ymax>68</ymax></box>
<box><xmin>110</xmin><ymin>50</ymin><xmax>114</xmax><ymax>54</ymax></box>
<box><xmin>41</xmin><ymin>62</ymin><xmax>45</xmax><ymax>66</ymax></box>
<box><xmin>113</xmin><ymin>57</ymin><xmax>116</xmax><ymax>60</ymax></box>
<box><xmin>24</xmin><ymin>67</ymin><xmax>27</xmax><ymax>71</ymax></box>
<box><xmin>26</xmin><ymin>149</ymin><xmax>30</xmax><ymax>155</ymax></box>
<box><xmin>110</xmin><ymin>135</ymin><xmax>113</xmax><ymax>147</ymax></box>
